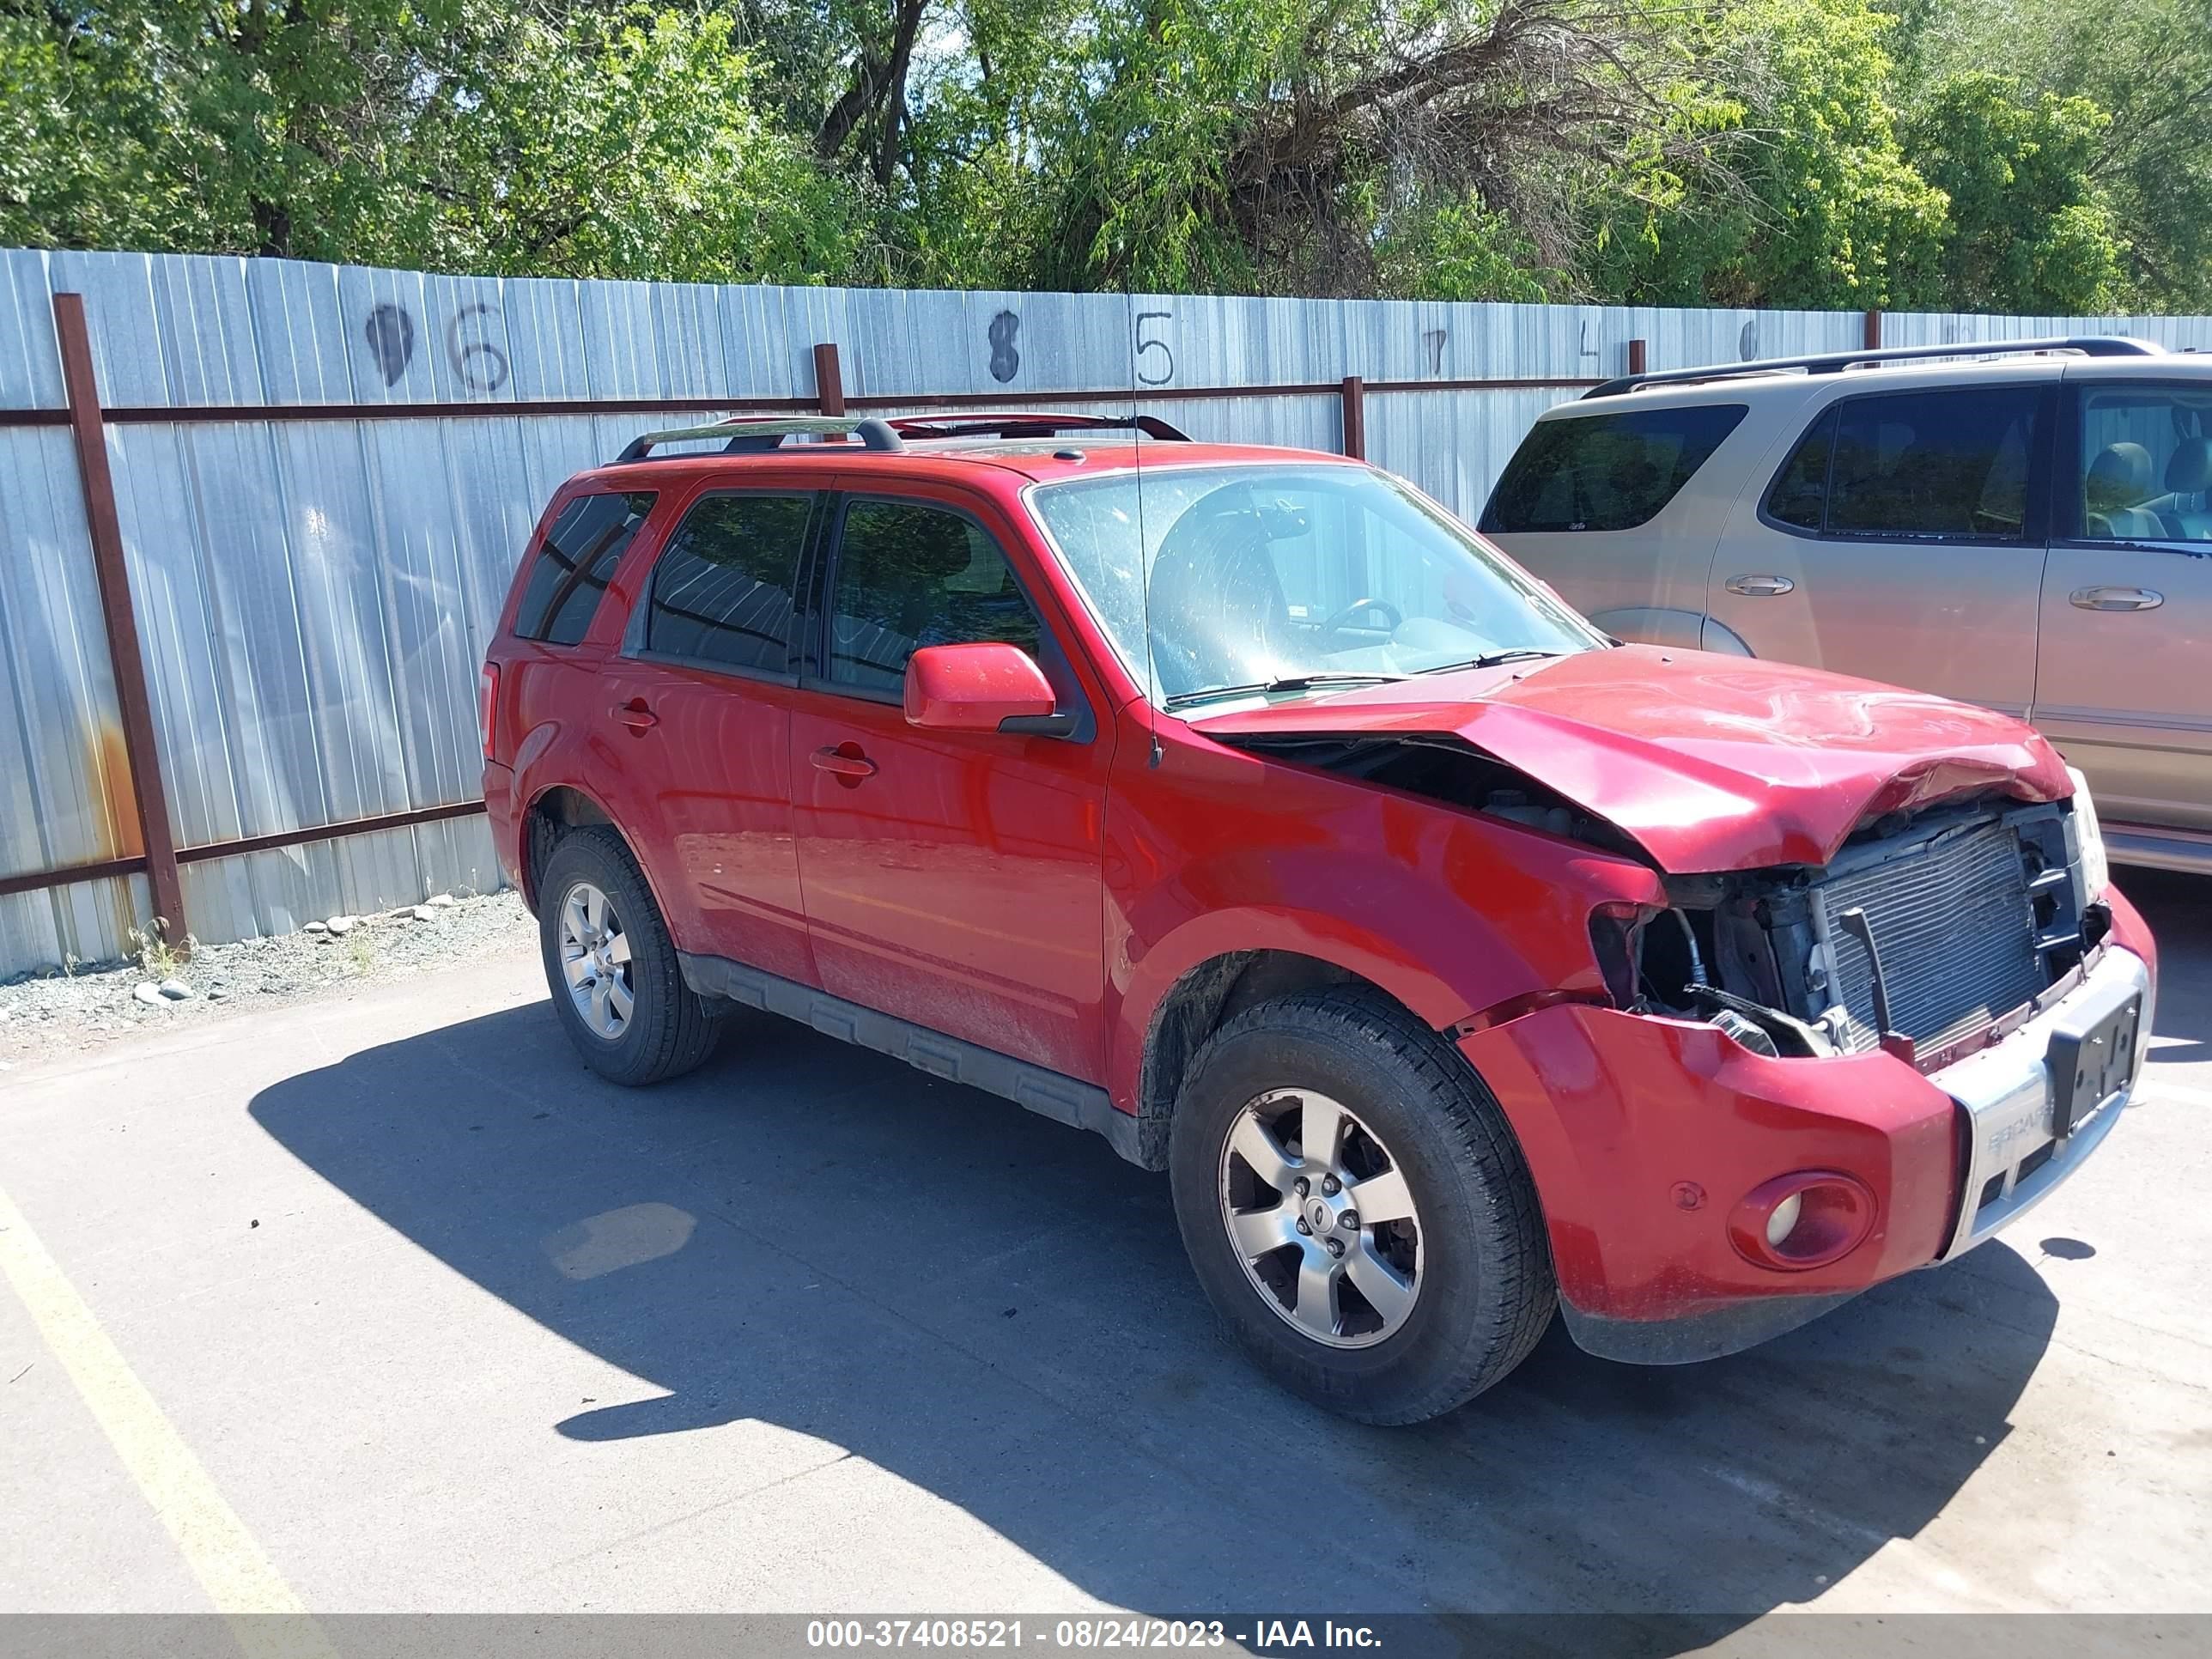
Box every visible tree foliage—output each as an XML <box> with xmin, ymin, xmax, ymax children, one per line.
<box><xmin>0</xmin><ymin>0</ymin><xmax>2198</xmax><ymax>312</ymax></box>
<box><xmin>1892</xmin><ymin>0</ymin><xmax>2211</xmax><ymax>312</ymax></box>
<box><xmin>1905</xmin><ymin>72</ymin><xmax>2122</xmax><ymax>313</ymax></box>
<box><xmin>1585</xmin><ymin>0</ymin><xmax>1949</xmax><ymax>309</ymax></box>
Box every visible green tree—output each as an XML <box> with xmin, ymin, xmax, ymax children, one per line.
<box><xmin>1018</xmin><ymin>0</ymin><xmax>1718</xmax><ymax>295</ymax></box>
<box><xmin>1373</xmin><ymin>198</ymin><xmax>1559</xmax><ymax>303</ymax></box>
<box><xmin>1</xmin><ymin>0</ymin><xmax>2199</xmax><ymax>313</ymax></box>
<box><xmin>437</xmin><ymin>8</ymin><xmax>862</xmax><ymax>281</ymax></box>
<box><xmin>1904</xmin><ymin>72</ymin><xmax>2124</xmax><ymax>313</ymax></box>
<box><xmin>1892</xmin><ymin>0</ymin><xmax>2211</xmax><ymax>311</ymax></box>
<box><xmin>1587</xmin><ymin>0</ymin><xmax>1948</xmax><ymax>309</ymax></box>
<box><xmin>0</xmin><ymin>1</ymin><xmax>860</xmax><ymax>283</ymax></box>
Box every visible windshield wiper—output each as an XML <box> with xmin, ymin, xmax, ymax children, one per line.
<box><xmin>1164</xmin><ymin>672</ymin><xmax>1407</xmax><ymax>711</ymax></box>
<box><xmin>1413</xmin><ymin>648</ymin><xmax>1565</xmax><ymax>675</ymax></box>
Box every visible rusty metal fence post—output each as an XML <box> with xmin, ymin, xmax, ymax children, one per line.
<box><xmin>51</xmin><ymin>292</ymin><xmax>187</xmax><ymax>947</ymax></box>
<box><xmin>1340</xmin><ymin>375</ymin><xmax>1366</xmax><ymax>459</ymax></box>
<box><xmin>813</xmin><ymin>343</ymin><xmax>847</xmax><ymax>416</ymax></box>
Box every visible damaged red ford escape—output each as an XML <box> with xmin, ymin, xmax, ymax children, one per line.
<box><xmin>482</xmin><ymin>415</ymin><xmax>2155</xmax><ymax>1423</ymax></box>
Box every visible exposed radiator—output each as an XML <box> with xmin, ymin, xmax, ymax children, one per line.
<box><xmin>1814</xmin><ymin>820</ymin><xmax>2045</xmax><ymax>1054</ymax></box>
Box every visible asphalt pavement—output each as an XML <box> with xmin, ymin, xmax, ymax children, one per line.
<box><xmin>2</xmin><ymin>871</ymin><xmax>2207</xmax><ymax>1638</ymax></box>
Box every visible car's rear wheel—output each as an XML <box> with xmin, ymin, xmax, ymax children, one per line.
<box><xmin>538</xmin><ymin>828</ymin><xmax>722</xmax><ymax>1086</ymax></box>
<box><xmin>1168</xmin><ymin>987</ymin><xmax>1554</xmax><ymax>1423</ymax></box>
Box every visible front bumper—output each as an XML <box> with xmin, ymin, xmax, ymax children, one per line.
<box><xmin>1458</xmin><ymin>915</ymin><xmax>2154</xmax><ymax>1364</ymax></box>
<box><xmin>1934</xmin><ymin>942</ymin><xmax>2152</xmax><ymax>1261</ymax></box>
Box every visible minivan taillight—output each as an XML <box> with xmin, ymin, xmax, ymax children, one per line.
<box><xmin>479</xmin><ymin>662</ymin><xmax>500</xmax><ymax>761</ymax></box>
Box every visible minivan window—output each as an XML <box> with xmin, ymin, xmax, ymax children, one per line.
<box><xmin>826</xmin><ymin>501</ymin><xmax>1042</xmax><ymax>695</ymax></box>
<box><xmin>645</xmin><ymin>493</ymin><xmax>811</xmax><ymax>673</ymax></box>
<box><xmin>514</xmin><ymin>491</ymin><xmax>655</xmax><ymax>646</ymax></box>
<box><xmin>1766</xmin><ymin>386</ymin><xmax>2039</xmax><ymax>542</ymax></box>
<box><xmin>1480</xmin><ymin>404</ymin><xmax>1747</xmax><ymax>533</ymax></box>
<box><xmin>2076</xmin><ymin>386</ymin><xmax>2212</xmax><ymax>543</ymax></box>
<box><xmin>1765</xmin><ymin>410</ymin><xmax>1836</xmax><ymax>532</ymax></box>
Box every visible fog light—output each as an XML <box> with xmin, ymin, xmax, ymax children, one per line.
<box><xmin>1729</xmin><ymin>1172</ymin><xmax>1875</xmax><ymax>1271</ymax></box>
<box><xmin>1764</xmin><ymin>1192</ymin><xmax>1803</xmax><ymax>1249</ymax></box>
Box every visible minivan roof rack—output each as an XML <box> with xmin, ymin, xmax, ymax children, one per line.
<box><xmin>615</xmin><ymin>416</ymin><xmax>904</xmax><ymax>463</ymax></box>
<box><xmin>1583</xmin><ymin>335</ymin><xmax>2165</xmax><ymax>400</ymax></box>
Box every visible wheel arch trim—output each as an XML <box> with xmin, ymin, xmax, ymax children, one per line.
<box><xmin>1120</xmin><ymin>933</ymin><xmax>1488</xmax><ymax>1170</ymax></box>
<box><xmin>520</xmin><ymin>782</ymin><xmax>657</xmax><ymax>915</ymax></box>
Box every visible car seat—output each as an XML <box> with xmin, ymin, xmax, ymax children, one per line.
<box><xmin>1147</xmin><ymin>498</ymin><xmax>1293</xmax><ymax>696</ymax></box>
<box><xmin>2162</xmin><ymin>436</ymin><xmax>2212</xmax><ymax>541</ymax></box>
<box><xmin>2085</xmin><ymin>442</ymin><xmax>2165</xmax><ymax>539</ymax></box>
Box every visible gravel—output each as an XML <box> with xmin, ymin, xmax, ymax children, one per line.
<box><xmin>0</xmin><ymin>890</ymin><xmax>536</xmax><ymax>1064</ymax></box>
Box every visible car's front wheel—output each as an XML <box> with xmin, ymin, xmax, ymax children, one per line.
<box><xmin>1168</xmin><ymin>988</ymin><xmax>1554</xmax><ymax>1423</ymax></box>
<box><xmin>538</xmin><ymin>827</ymin><xmax>723</xmax><ymax>1086</ymax></box>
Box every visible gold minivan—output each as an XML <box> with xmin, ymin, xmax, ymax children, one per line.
<box><xmin>1480</xmin><ymin>339</ymin><xmax>2212</xmax><ymax>873</ymax></box>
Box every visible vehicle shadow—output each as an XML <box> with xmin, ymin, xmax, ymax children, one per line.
<box><xmin>248</xmin><ymin>997</ymin><xmax>2061</xmax><ymax>1633</ymax></box>
<box><xmin>2124</xmin><ymin>868</ymin><xmax>2212</xmax><ymax>1062</ymax></box>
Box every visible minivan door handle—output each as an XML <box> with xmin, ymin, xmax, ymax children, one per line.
<box><xmin>2069</xmin><ymin>586</ymin><xmax>2164</xmax><ymax>612</ymax></box>
<box><xmin>1724</xmin><ymin>574</ymin><xmax>1796</xmax><ymax>597</ymax></box>
<box><xmin>613</xmin><ymin>699</ymin><xmax>658</xmax><ymax>732</ymax></box>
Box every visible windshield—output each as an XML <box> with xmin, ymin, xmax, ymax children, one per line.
<box><xmin>1028</xmin><ymin>463</ymin><xmax>1604</xmax><ymax>708</ymax></box>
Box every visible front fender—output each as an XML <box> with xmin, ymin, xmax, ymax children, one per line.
<box><xmin>1100</xmin><ymin>708</ymin><xmax>1663</xmax><ymax>1115</ymax></box>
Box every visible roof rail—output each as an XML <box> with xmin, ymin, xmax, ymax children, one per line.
<box><xmin>884</xmin><ymin>412</ymin><xmax>1190</xmax><ymax>442</ymax></box>
<box><xmin>1583</xmin><ymin>336</ymin><xmax>2165</xmax><ymax>400</ymax></box>
<box><xmin>614</xmin><ymin>416</ymin><xmax>903</xmax><ymax>463</ymax></box>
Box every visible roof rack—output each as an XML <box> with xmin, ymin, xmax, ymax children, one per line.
<box><xmin>1583</xmin><ymin>335</ymin><xmax>2165</xmax><ymax>400</ymax></box>
<box><xmin>611</xmin><ymin>409</ymin><xmax>1191</xmax><ymax>464</ymax></box>
<box><xmin>615</xmin><ymin>416</ymin><xmax>904</xmax><ymax>463</ymax></box>
<box><xmin>883</xmin><ymin>412</ymin><xmax>1190</xmax><ymax>442</ymax></box>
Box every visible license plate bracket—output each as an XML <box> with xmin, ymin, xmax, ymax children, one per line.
<box><xmin>2048</xmin><ymin>994</ymin><xmax>2142</xmax><ymax>1138</ymax></box>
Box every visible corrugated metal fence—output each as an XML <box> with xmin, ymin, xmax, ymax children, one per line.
<box><xmin>0</xmin><ymin>248</ymin><xmax>2206</xmax><ymax>975</ymax></box>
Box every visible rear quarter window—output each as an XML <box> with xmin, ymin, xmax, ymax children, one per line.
<box><xmin>1480</xmin><ymin>404</ymin><xmax>1747</xmax><ymax>533</ymax></box>
<box><xmin>514</xmin><ymin>491</ymin><xmax>657</xmax><ymax>645</ymax></box>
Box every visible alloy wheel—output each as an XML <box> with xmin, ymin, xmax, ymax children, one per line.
<box><xmin>1217</xmin><ymin>1088</ymin><xmax>1424</xmax><ymax>1348</ymax></box>
<box><xmin>558</xmin><ymin>880</ymin><xmax>635</xmax><ymax>1040</ymax></box>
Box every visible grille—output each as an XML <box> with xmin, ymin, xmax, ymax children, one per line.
<box><xmin>1814</xmin><ymin>820</ymin><xmax>2045</xmax><ymax>1054</ymax></box>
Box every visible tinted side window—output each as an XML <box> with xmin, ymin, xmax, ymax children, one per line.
<box><xmin>1822</xmin><ymin>387</ymin><xmax>2038</xmax><ymax>541</ymax></box>
<box><xmin>828</xmin><ymin>501</ymin><xmax>1041</xmax><ymax>695</ymax></box>
<box><xmin>1480</xmin><ymin>404</ymin><xmax>1747</xmax><ymax>533</ymax></box>
<box><xmin>1764</xmin><ymin>410</ymin><xmax>1837</xmax><ymax>532</ymax></box>
<box><xmin>646</xmin><ymin>494</ymin><xmax>811</xmax><ymax>672</ymax></box>
<box><xmin>514</xmin><ymin>492</ymin><xmax>655</xmax><ymax>645</ymax></box>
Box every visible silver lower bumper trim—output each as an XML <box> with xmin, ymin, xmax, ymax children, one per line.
<box><xmin>1931</xmin><ymin>945</ymin><xmax>2152</xmax><ymax>1261</ymax></box>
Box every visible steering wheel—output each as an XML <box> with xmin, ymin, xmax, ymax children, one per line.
<box><xmin>1316</xmin><ymin>597</ymin><xmax>1403</xmax><ymax>637</ymax></box>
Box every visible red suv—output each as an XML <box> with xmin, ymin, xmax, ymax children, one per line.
<box><xmin>482</xmin><ymin>412</ymin><xmax>2156</xmax><ymax>1423</ymax></box>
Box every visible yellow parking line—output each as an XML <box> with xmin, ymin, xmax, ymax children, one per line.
<box><xmin>0</xmin><ymin>1178</ymin><xmax>335</xmax><ymax>1657</ymax></box>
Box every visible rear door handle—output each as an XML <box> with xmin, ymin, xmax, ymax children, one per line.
<box><xmin>811</xmin><ymin>744</ymin><xmax>878</xmax><ymax>780</ymax></box>
<box><xmin>2069</xmin><ymin>586</ymin><xmax>2164</xmax><ymax>611</ymax></box>
<box><xmin>614</xmin><ymin>699</ymin><xmax>658</xmax><ymax>732</ymax></box>
<box><xmin>1724</xmin><ymin>574</ymin><xmax>1796</xmax><ymax>597</ymax></box>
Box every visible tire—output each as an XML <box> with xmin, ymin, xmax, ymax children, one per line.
<box><xmin>537</xmin><ymin>826</ymin><xmax>723</xmax><ymax>1087</ymax></box>
<box><xmin>1168</xmin><ymin>987</ymin><xmax>1554</xmax><ymax>1424</ymax></box>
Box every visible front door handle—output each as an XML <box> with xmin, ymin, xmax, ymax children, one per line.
<box><xmin>1724</xmin><ymin>574</ymin><xmax>1796</xmax><ymax>597</ymax></box>
<box><xmin>614</xmin><ymin>699</ymin><xmax>658</xmax><ymax>732</ymax></box>
<box><xmin>811</xmin><ymin>744</ymin><xmax>878</xmax><ymax>780</ymax></box>
<box><xmin>2070</xmin><ymin>586</ymin><xmax>2164</xmax><ymax>612</ymax></box>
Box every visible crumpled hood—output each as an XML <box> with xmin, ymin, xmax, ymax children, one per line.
<box><xmin>1186</xmin><ymin>645</ymin><xmax>2073</xmax><ymax>872</ymax></box>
